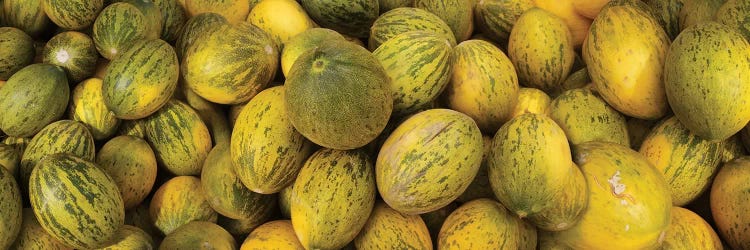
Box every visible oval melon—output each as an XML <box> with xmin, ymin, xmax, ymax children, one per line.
<box><xmin>716</xmin><ymin>0</ymin><xmax>750</xmax><ymax>41</ymax></box>
<box><xmin>159</xmin><ymin>221</ymin><xmax>236</xmax><ymax>250</ymax></box>
<box><xmin>149</xmin><ymin>176</ymin><xmax>218</xmax><ymax>235</ymax></box>
<box><xmin>438</xmin><ymin>199</ymin><xmax>525</xmax><ymax>249</ymax></box>
<box><xmin>2</xmin><ymin>0</ymin><xmax>51</xmax><ymax>38</ymax></box>
<box><xmin>281</xmin><ymin>28</ymin><xmax>346</xmax><ymax>77</ymax></box>
<box><xmin>661</xmin><ymin>207</ymin><xmax>723</xmax><ymax>250</ymax></box>
<box><xmin>354</xmin><ymin>202</ymin><xmax>432</xmax><ymax>250</ymax></box>
<box><xmin>457</xmin><ymin>136</ymin><xmax>495</xmax><ymax>203</ymax></box>
<box><xmin>285</xmin><ymin>40</ymin><xmax>392</xmax><ymax>150</ymax></box>
<box><xmin>69</xmin><ymin>78</ymin><xmax>120</xmax><ymax>140</ymax></box>
<box><xmin>96</xmin><ymin>135</ymin><xmax>157</xmax><ymax>210</ymax></box>
<box><xmin>473</xmin><ymin>0</ymin><xmax>534</xmax><ymax>44</ymax></box>
<box><xmin>0</xmin><ymin>166</ymin><xmax>21</xmax><ymax>250</ymax></box>
<box><xmin>0</xmin><ymin>27</ymin><xmax>35</xmax><ymax>80</ymax></box>
<box><xmin>711</xmin><ymin>156</ymin><xmax>750</xmax><ymax>249</ymax></box>
<box><xmin>240</xmin><ymin>220</ymin><xmax>303</xmax><ymax>250</ymax></box>
<box><xmin>43</xmin><ymin>31</ymin><xmax>98</xmax><ymax>83</ymax></box>
<box><xmin>91</xmin><ymin>2</ymin><xmax>153</xmax><ymax>60</ymax></box>
<box><xmin>175</xmin><ymin>12</ymin><xmax>227</xmax><ymax>60</ymax></box>
<box><xmin>181</xmin><ymin>84</ymin><xmax>231</xmax><ymax>146</ymax></box>
<box><xmin>547</xmin><ymin>88</ymin><xmax>629</xmax><ymax>147</ymax></box>
<box><xmin>298</xmin><ymin>0</ymin><xmax>378</xmax><ymax>38</ymax></box>
<box><xmin>0</xmin><ymin>63</ymin><xmax>68</xmax><ymax>137</ymax></box>
<box><xmin>246</xmin><ymin>0</ymin><xmax>316</xmax><ymax>46</ymax></box>
<box><xmin>369</xmin><ymin>7</ymin><xmax>456</xmax><ymax>51</ymax></box>
<box><xmin>664</xmin><ymin>21</ymin><xmax>750</xmax><ymax>141</ymax></box>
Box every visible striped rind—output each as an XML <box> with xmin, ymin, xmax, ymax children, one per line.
<box><xmin>175</xmin><ymin>12</ymin><xmax>227</xmax><ymax>60</ymax></box>
<box><xmin>376</xmin><ymin>109</ymin><xmax>483</xmax><ymax>214</ymax></box>
<box><xmin>92</xmin><ymin>3</ymin><xmax>149</xmax><ymax>60</ymax></box>
<box><xmin>438</xmin><ymin>199</ymin><xmax>522</xmax><ymax>249</ymax></box>
<box><xmin>547</xmin><ymin>88</ymin><xmax>629</xmax><ymax>147</ymax></box>
<box><xmin>153</xmin><ymin>0</ymin><xmax>188</xmax><ymax>42</ymax></box>
<box><xmin>354</xmin><ymin>202</ymin><xmax>432</xmax><ymax>250</ymax></box>
<box><xmin>96</xmin><ymin>135</ymin><xmax>157</xmax><ymax>209</ymax></box>
<box><xmin>2</xmin><ymin>0</ymin><xmax>52</xmax><ymax>37</ymax></box>
<box><xmin>0</xmin><ymin>26</ymin><xmax>35</xmax><ymax>80</ymax></box>
<box><xmin>10</xmin><ymin>208</ymin><xmax>71</xmax><ymax>250</ymax></box>
<box><xmin>159</xmin><ymin>221</ymin><xmax>236</xmax><ymax>250</ymax></box>
<box><xmin>648</xmin><ymin>0</ymin><xmax>684</xmax><ymax>39</ymax></box>
<box><xmin>149</xmin><ymin>176</ymin><xmax>218</xmax><ymax>235</ymax></box>
<box><xmin>710</xmin><ymin>157</ymin><xmax>750</xmax><ymax>250</ymax></box>
<box><xmin>102</xmin><ymin>39</ymin><xmax>179</xmax><ymax>120</ymax></box>
<box><xmin>240</xmin><ymin>220</ymin><xmax>304</xmax><ymax>250</ymax></box>
<box><xmin>41</xmin><ymin>0</ymin><xmax>103</xmax><ymax>30</ymax></box>
<box><xmin>43</xmin><ymin>31</ymin><xmax>98</xmax><ymax>83</ymax></box>
<box><xmin>20</xmin><ymin>120</ymin><xmax>96</xmax><ymax>191</ymax></box>
<box><xmin>231</xmin><ymin>86</ymin><xmax>312</xmax><ymax>194</ymax></box>
<box><xmin>716</xmin><ymin>0</ymin><xmax>750</xmax><ymax>41</ymax></box>
<box><xmin>639</xmin><ymin>116</ymin><xmax>723</xmax><ymax>206</ymax></box>
<box><xmin>2</xmin><ymin>136</ymin><xmax>30</xmax><ymax>157</ymax></box>
<box><xmin>217</xmin><ymin>214</ymin><xmax>272</xmax><ymax>235</ymax></box>
<box><xmin>0</xmin><ymin>144</ymin><xmax>20</xmax><ymax>176</ymax></box>
<box><xmin>369</xmin><ymin>7</ymin><xmax>456</xmax><ymax>50</ymax></box>
<box><xmin>182</xmin><ymin>85</ymin><xmax>231</xmax><ymax>146</ymax></box>
<box><xmin>118</xmin><ymin>119</ymin><xmax>146</xmax><ymax>139</ymax></box>
<box><xmin>0</xmin><ymin>63</ymin><xmax>69</xmax><ymax>137</ymax></box>
<box><xmin>69</xmin><ymin>78</ymin><xmax>121</xmax><ymax>140</ymax></box>
<box><xmin>456</xmin><ymin>136</ymin><xmax>495</xmax><ymax>203</ymax></box>
<box><xmin>280</xmin><ymin>27</ymin><xmax>346</xmax><ymax>77</ymax></box>
<box><xmin>373</xmin><ymin>31</ymin><xmax>453</xmax><ymax>116</ymax></box>
<box><xmin>182</xmin><ymin>22</ymin><xmax>278</xmax><ymax>104</ymax></box>
<box><xmin>660</xmin><ymin>207</ymin><xmax>723</xmax><ymax>249</ymax></box>
<box><xmin>185</xmin><ymin>0</ymin><xmax>250</xmax><ymax>24</ymax></box>
<box><xmin>414</xmin><ymin>0</ymin><xmax>473</xmax><ymax>42</ymax></box>
<box><xmin>28</xmin><ymin>153</ymin><xmax>125</xmax><ymax>249</ymax></box>
<box><xmin>474</xmin><ymin>0</ymin><xmax>534</xmax><ymax>44</ymax></box>
<box><xmin>201</xmin><ymin>143</ymin><xmax>277</xmax><ymax>221</ymax></box>
<box><xmin>291</xmin><ymin>148</ymin><xmax>376</xmax><ymax>250</ymax></box>
<box><xmin>121</xmin><ymin>0</ymin><xmax>164</xmax><ymax>40</ymax></box>
<box><xmin>0</xmin><ymin>166</ymin><xmax>22</xmax><ymax>250</ymax></box>
<box><xmin>446</xmin><ymin>39</ymin><xmax>519</xmax><ymax>133</ymax></box>
<box><xmin>298</xmin><ymin>0</ymin><xmax>379</xmax><ymax>38</ymax></box>
<box><xmin>97</xmin><ymin>225</ymin><xmax>154</xmax><ymax>250</ymax></box>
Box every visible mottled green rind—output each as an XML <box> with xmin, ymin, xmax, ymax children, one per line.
<box><xmin>376</xmin><ymin>109</ymin><xmax>483</xmax><ymax>214</ymax></box>
<box><xmin>474</xmin><ymin>0</ymin><xmax>534</xmax><ymax>44</ymax></box>
<box><xmin>158</xmin><ymin>221</ymin><xmax>236</xmax><ymax>250</ymax></box>
<box><xmin>42</xmin><ymin>0</ymin><xmax>103</xmax><ymax>30</ymax></box>
<box><xmin>715</xmin><ymin>0</ymin><xmax>750</xmax><ymax>43</ymax></box>
<box><xmin>0</xmin><ymin>27</ymin><xmax>35</xmax><ymax>80</ymax></box>
<box><xmin>43</xmin><ymin>31</ymin><xmax>98</xmax><ymax>83</ymax></box>
<box><xmin>438</xmin><ymin>199</ymin><xmax>522</xmax><ymax>249</ymax></box>
<box><xmin>547</xmin><ymin>88</ymin><xmax>630</xmax><ymax>147</ymax></box>
<box><xmin>648</xmin><ymin>0</ymin><xmax>685</xmax><ymax>39</ymax></box>
<box><xmin>369</xmin><ymin>7</ymin><xmax>456</xmax><ymax>51</ymax></box>
<box><xmin>96</xmin><ymin>225</ymin><xmax>154</xmax><ymax>250</ymax></box>
<box><xmin>10</xmin><ymin>208</ymin><xmax>71</xmax><ymax>250</ymax></box>
<box><xmin>102</xmin><ymin>39</ymin><xmax>179</xmax><ymax>120</ymax></box>
<box><xmin>175</xmin><ymin>12</ymin><xmax>227</xmax><ymax>60</ymax></box>
<box><xmin>143</xmin><ymin>99</ymin><xmax>212</xmax><ymax>176</ymax></box>
<box><xmin>0</xmin><ymin>144</ymin><xmax>20</xmax><ymax>176</ymax></box>
<box><xmin>373</xmin><ymin>31</ymin><xmax>453</xmax><ymax>116</ymax></box>
<box><xmin>2</xmin><ymin>0</ymin><xmax>52</xmax><ymax>37</ymax></box>
<box><xmin>291</xmin><ymin>149</ymin><xmax>376</xmax><ymax>250</ymax></box>
<box><xmin>118</xmin><ymin>119</ymin><xmax>146</xmax><ymax>139</ymax></box>
<box><xmin>92</xmin><ymin>3</ymin><xmax>150</xmax><ymax>60</ymax></box>
<box><xmin>414</xmin><ymin>0</ymin><xmax>473</xmax><ymax>42</ymax></box>
<box><xmin>29</xmin><ymin>154</ymin><xmax>125</xmax><ymax>250</ymax></box>
<box><xmin>96</xmin><ymin>135</ymin><xmax>157</xmax><ymax>209</ymax></box>
<box><xmin>149</xmin><ymin>176</ymin><xmax>218</xmax><ymax>236</ymax></box>
<box><xmin>299</xmin><ymin>0</ymin><xmax>379</xmax><ymax>38</ymax></box>
<box><xmin>121</xmin><ymin>0</ymin><xmax>164</xmax><ymax>40</ymax></box>
<box><xmin>0</xmin><ymin>167</ymin><xmax>22</xmax><ymax>250</ymax></box>
<box><xmin>285</xmin><ymin>40</ymin><xmax>392</xmax><ymax>150</ymax></box>
<box><xmin>153</xmin><ymin>0</ymin><xmax>188</xmax><ymax>42</ymax></box>
<box><xmin>0</xmin><ymin>64</ymin><xmax>68</xmax><ymax>137</ymax></box>
<box><xmin>664</xmin><ymin>22</ymin><xmax>750</xmax><ymax>141</ymax></box>
<box><xmin>354</xmin><ymin>202</ymin><xmax>432</xmax><ymax>250</ymax></box>
<box><xmin>69</xmin><ymin>78</ymin><xmax>121</xmax><ymax>140</ymax></box>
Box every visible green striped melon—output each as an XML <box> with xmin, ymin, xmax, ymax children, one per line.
<box><xmin>583</xmin><ymin>0</ymin><xmax>671</xmax><ymax>120</ymax></box>
<box><xmin>201</xmin><ymin>143</ymin><xmax>277</xmax><ymax>222</ymax></box>
<box><xmin>445</xmin><ymin>39</ymin><xmax>519</xmax><ymax>133</ymax></box>
<box><xmin>0</xmin><ymin>27</ymin><xmax>35</xmax><ymax>80</ymax></box>
<box><xmin>354</xmin><ymin>202</ymin><xmax>432</xmax><ymax>250</ymax></box>
<box><xmin>665</xmin><ymin>21</ymin><xmax>750</xmax><ymax>141</ymax></box>
<box><xmin>291</xmin><ymin>148</ymin><xmax>376</xmax><ymax>250</ymax></box>
<box><xmin>0</xmin><ymin>64</ymin><xmax>68</xmax><ymax>137</ymax></box>
<box><xmin>10</xmin><ymin>208</ymin><xmax>71</xmax><ymax>250</ymax></box>
<box><xmin>118</xmin><ymin>119</ymin><xmax>146</xmax><ymax>139</ymax></box>
<box><xmin>29</xmin><ymin>153</ymin><xmax>125</xmax><ymax>249</ymax></box>
<box><xmin>181</xmin><ymin>84</ymin><xmax>231</xmax><ymax>146</ymax></box>
<box><xmin>96</xmin><ymin>135</ymin><xmax>157</xmax><ymax>210</ymax></box>
<box><xmin>102</xmin><ymin>39</ymin><xmax>179</xmax><ymax>120</ymax></box>
<box><xmin>240</xmin><ymin>220</ymin><xmax>304</xmax><ymax>249</ymax></box>
<box><xmin>121</xmin><ymin>0</ymin><xmax>165</xmax><ymax>41</ymax></box>
<box><xmin>280</xmin><ymin>28</ymin><xmax>346</xmax><ymax>77</ymax></box>
<box><xmin>547</xmin><ymin>88</ymin><xmax>629</xmax><ymax>147</ymax></box>
<box><xmin>0</xmin><ymin>166</ymin><xmax>22</xmax><ymax>249</ymax></box>
<box><xmin>438</xmin><ymin>199</ymin><xmax>525</xmax><ymax>249</ymax></box>
<box><xmin>369</xmin><ymin>7</ymin><xmax>456</xmax><ymax>51</ymax></box>
<box><xmin>414</xmin><ymin>0</ymin><xmax>473</xmax><ymax>42</ymax></box>
<box><xmin>41</xmin><ymin>0</ymin><xmax>103</xmax><ymax>30</ymax></box>
<box><xmin>96</xmin><ymin>225</ymin><xmax>154</xmax><ymax>250</ymax></box>
<box><xmin>175</xmin><ymin>12</ymin><xmax>227</xmax><ymax>60</ymax></box>
<box><xmin>473</xmin><ymin>0</ymin><xmax>534</xmax><ymax>44</ymax></box>
<box><xmin>373</xmin><ymin>31</ymin><xmax>453</xmax><ymax>116</ymax></box>
<box><xmin>648</xmin><ymin>0</ymin><xmax>685</xmax><ymax>40</ymax></box>
<box><xmin>379</xmin><ymin>0</ymin><xmax>412</xmax><ymax>13</ymax></box>
<box><xmin>285</xmin><ymin>40</ymin><xmax>392</xmax><ymax>150</ymax></box>
<box><xmin>488</xmin><ymin>114</ymin><xmax>586</xmax><ymax>231</ymax></box>
<box><xmin>2</xmin><ymin>136</ymin><xmax>30</xmax><ymax>157</ymax></box>
<box><xmin>20</xmin><ymin>120</ymin><xmax>95</xmax><ymax>190</ymax></box>
<box><xmin>660</xmin><ymin>207</ymin><xmax>723</xmax><ymax>249</ymax></box>
<box><xmin>231</xmin><ymin>86</ymin><xmax>312</xmax><ymax>194</ymax></box>
<box><xmin>143</xmin><ymin>99</ymin><xmax>212</xmax><ymax>176</ymax></box>
<box><xmin>711</xmin><ymin>156</ymin><xmax>750</xmax><ymax>249</ymax></box>
<box><xmin>716</xmin><ymin>0</ymin><xmax>750</xmax><ymax>41</ymax></box>
<box><xmin>377</xmin><ymin>109</ymin><xmax>483</xmax><ymax>214</ymax></box>
<box><xmin>184</xmin><ymin>0</ymin><xmax>250</xmax><ymax>24</ymax></box>
<box><xmin>639</xmin><ymin>116</ymin><xmax>723</xmax><ymax>206</ymax></box>
<box><xmin>153</xmin><ymin>0</ymin><xmax>188</xmax><ymax>42</ymax></box>
<box><xmin>2</xmin><ymin>0</ymin><xmax>52</xmax><ymax>38</ymax></box>
<box><xmin>182</xmin><ymin>21</ymin><xmax>278</xmax><ymax>104</ymax></box>
<box><xmin>159</xmin><ymin>221</ymin><xmax>236</xmax><ymax>250</ymax></box>
<box><xmin>150</xmin><ymin>176</ymin><xmax>218</xmax><ymax>235</ymax></box>
<box><xmin>508</xmin><ymin>7</ymin><xmax>575</xmax><ymax>95</ymax></box>
<box><xmin>0</xmin><ymin>144</ymin><xmax>19</xmax><ymax>176</ymax></box>
<box><xmin>69</xmin><ymin>78</ymin><xmax>121</xmax><ymax>140</ymax></box>
<box><xmin>299</xmin><ymin>0</ymin><xmax>378</xmax><ymax>38</ymax></box>
<box><xmin>92</xmin><ymin>2</ymin><xmax>157</xmax><ymax>60</ymax></box>
<box><xmin>42</xmin><ymin>31</ymin><xmax>98</xmax><ymax>83</ymax></box>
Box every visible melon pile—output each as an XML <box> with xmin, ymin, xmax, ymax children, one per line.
<box><xmin>0</xmin><ymin>0</ymin><xmax>749</xmax><ymax>249</ymax></box>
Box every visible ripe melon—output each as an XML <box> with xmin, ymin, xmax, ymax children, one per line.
<box><xmin>711</xmin><ymin>156</ymin><xmax>750</xmax><ymax>249</ymax></box>
<box><xmin>0</xmin><ymin>27</ymin><xmax>35</xmax><ymax>80</ymax></box>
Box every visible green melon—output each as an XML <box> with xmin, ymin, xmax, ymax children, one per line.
<box><xmin>42</xmin><ymin>31</ymin><xmax>98</xmax><ymax>83</ymax></box>
<box><xmin>0</xmin><ymin>144</ymin><xmax>19</xmax><ymax>176</ymax></box>
<box><xmin>354</xmin><ymin>202</ymin><xmax>432</xmax><ymax>250</ymax></box>
<box><xmin>473</xmin><ymin>0</ymin><xmax>534</xmax><ymax>44</ymax></box>
<box><xmin>285</xmin><ymin>39</ymin><xmax>392</xmax><ymax>150</ymax></box>
<box><xmin>369</xmin><ymin>7</ymin><xmax>456</xmax><ymax>51</ymax></box>
<box><xmin>715</xmin><ymin>0</ymin><xmax>750</xmax><ymax>41</ymax></box>
<box><xmin>96</xmin><ymin>135</ymin><xmax>157</xmax><ymax>210</ymax></box>
<box><xmin>0</xmin><ymin>64</ymin><xmax>68</xmax><ymax>137</ymax></box>
<box><xmin>68</xmin><ymin>78</ymin><xmax>121</xmax><ymax>140</ymax></box>
<box><xmin>0</xmin><ymin>27</ymin><xmax>35</xmax><ymax>80</ymax></box>
<box><xmin>438</xmin><ymin>199</ymin><xmax>525</xmax><ymax>249</ymax></box>
<box><xmin>0</xmin><ymin>166</ymin><xmax>22</xmax><ymax>250</ymax></box>
<box><xmin>414</xmin><ymin>0</ymin><xmax>473</xmax><ymax>42</ymax></box>
<box><xmin>648</xmin><ymin>0</ymin><xmax>685</xmax><ymax>39</ymax></box>
<box><xmin>121</xmin><ymin>0</ymin><xmax>164</xmax><ymax>40</ymax></box>
<box><xmin>379</xmin><ymin>0</ymin><xmax>412</xmax><ymax>13</ymax></box>
<box><xmin>2</xmin><ymin>0</ymin><xmax>52</xmax><ymax>38</ymax></box>
<box><xmin>240</xmin><ymin>220</ymin><xmax>304</xmax><ymax>249</ymax></box>
<box><xmin>175</xmin><ymin>12</ymin><xmax>227</xmax><ymax>60</ymax></box>
<box><xmin>181</xmin><ymin>84</ymin><xmax>231</xmax><ymax>146</ymax></box>
<box><xmin>678</xmin><ymin>0</ymin><xmax>725</xmax><ymax>31</ymax></box>
<box><xmin>299</xmin><ymin>0</ymin><xmax>379</xmax><ymax>38</ymax></box>
<box><xmin>547</xmin><ymin>88</ymin><xmax>629</xmax><ymax>147</ymax></box>
<box><xmin>92</xmin><ymin>2</ymin><xmax>156</xmax><ymax>60</ymax></box>
<box><xmin>118</xmin><ymin>119</ymin><xmax>147</xmax><ymax>139</ymax></box>
<box><xmin>153</xmin><ymin>0</ymin><xmax>188</xmax><ymax>42</ymax></box>
<box><xmin>280</xmin><ymin>28</ymin><xmax>346</xmax><ymax>77</ymax></box>
<box><xmin>42</xmin><ymin>0</ymin><xmax>103</xmax><ymax>30</ymax></box>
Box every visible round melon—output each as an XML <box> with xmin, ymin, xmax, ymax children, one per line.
<box><xmin>92</xmin><ymin>2</ymin><xmax>158</xmax><ymax>60</ymax></box>
<box><xmin>185</xmin><ymin>0</ymin><xmax>250</xmax><ymax>24</ymax></box>
<box><xmin>0</xmin><ymin>166</ymin><xmax>21</xmax><ymax>250</ymax></box>
<box><xmin>354</xmin><ymin>202</ymin><xmax>432</xmax><ymax>250</ymax></box>
<box><xmin>41</xmin><ymin>0</ymin><xmax>103</xmax><ymax>30</ymax></box>
<box><xmin>508</xmin><ymin>7</ymin><xmax>575</xmax><ymax>95</ymax></box>
<box><xmin>298</xmin><ymin>0</ymin><xmax>378</xmax><ymax>38</ymax></box>
<box><xmin>285</xmin><ymin>40</ymin><xmax>392</xmax><ymax>150</ymax></box>
<box><xmin>369</xmin><ymin>7</ymin><xmax>455</xmax><ymax>51</ymax></box>
<box><xmin>149</xmin><ymin>176</ymin><xmax>218</xmax><ymax>236</ymax></box>
<box><xmin>291</xmin><ymin>148</ymin><xmax>376</xmax><ymax>250</ymax></box>
<box><xmin>552</xmin><ymin>141</ymin><xmax>671</xmax><ymax>249</ymax></box>
<box><xmin>97</xmin><ymin>225</ymin><xmax>154</xmax><ymax>250</ymax></box>
<box><xmin>583</xmin><ymin>0</ymin><xmax>670</xmax><ymax>120</ymax></box>
<box><xmin>711</xmin><ymin>156</ymin><xmax>750</xmax><ymax>249</ymax></box>
<box><xmin>0</xmin><ymin>27</ymin><xmax>35</xmax><ymax>80</ymax></box>
<box><xmin>182</xmin><ymin>21</ymin><xmax>278</xmax><ymax>104</ymax></box>
<box><xmin>246</xmin><ymin>0</ymin><xmax>316</xmax><ymax>46</ymax></box>
<box><xmin>174</xmin><ymin>12</ymin><xmax>227</xmax><ymax>60</ymax></box>
<box><xmin>664</xmin><ymin>21</ymin><xmax>750</xmax><ymax>141</ymax></box>
<box><xmin>240</xmin><ymin>220</ymin><xmax>304</xmax><ymax>250</ymax></box>
<box><xmin>69</xmin><ymin>78</ymin><xmax>121</xmax><ymax>140</ymax></box>
<box><xmin>159</xmin><ymin>221</ymin><xmax>236</xmax><ymax>250</ymax></box>
<box><xmin>639</xmin><ymin>116</ymin><xmax>723</xmax><ymax>206</ymax></box>
<box><xmin>414</xmin><ymin>0</ymin><xmax>473</xmax><ymax>42</ymax></box>
<box><xmin>29</xmin><ymin>154</ymin><xmax>124</xmax><ymax>249</ymax></box>
<box><xmin>547</xmin><ymin>88</ymin><xmax>629</xmax><ymax>147</ymax></box>
<box><xmin>153</xmin><ymin>0</ymin><xmax>188</xmax><ymax>42</ymax></box>
<box><xmin>2</xmin><ymin>0</ymin><xmax>52</xmax><ymax>38</ymax></box>
<box><xmin>0</xmin><ymin>63</ymin><xmax>68</xmax><ymax>137</ymax></box>
<box><xmin>445</xmin><ymin>39</ymin><xmax>519</xmax><ymax>133</ymax></box>
<box><xmin>102</xmin><ymin>39</ymin><xmax>178</xmax><ymax>120</ymax></box>
<box><xmin>280</xmin><ymin>28</ymin><xmax>346</xmax><ymax>77</ymax></box>
<box><xmin>438</xmin><ymin>199</ymin><xmax>525</xmax><ymax>249</ymax></box>
<box><xmin>0</xmin><ymin>144</ymin><xmax>19</xmax><ymax>176</ymax></box>
<box><xmin>10</xmin><ymin>208</ymin><xmax>71</xmax><ymax>250</ymax></box>
<box><xmin>661</xmin><ymin>207</ymin><xmax>723</xmax><ymax>249</ymax></box>
<box><xmin>96</xmin><ymin>135</ymin><xmax>157</xmax><ymax>210</ymax></box>
<box><xmin>473</xmin><ymin>0</ymin><xmax>534</xmax><ymax>44</ymax></box>
<box><xmin>42</xmin><ymin>31</ymin><xmax>98</xmax><ymax>83</ymax></box>
<box><xmin>376</xmin><ymin>109</ymin><xmax>483</xmax><ymax>214</ymax></box>
<box><xmin>510</xmin><ymin>88</ymin><xmax>552</xmax><ymax>119</ymax></box>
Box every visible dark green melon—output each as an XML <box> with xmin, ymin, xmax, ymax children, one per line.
<box><xmin>42</xmin><ymin>31</ymin><xmax>98</xmax><ymax>83</ymax></box>
<box><xmin>41</xmin><ymin>0</ymin><xmax>103</xmax><ymax>30</ymax></box>
<box><xmin>2</xmin><ymin>0</ymin><xmax>52</xmax><ymax>38</ymax></box>
<box><xmin>0</xmin><ymin>64</ymin><xmax>68</xmax><ymax>137</ymax></box>
<box><xmin>154</xmin><ymin>0</ymin><xmax>188</xmax><ymax>42</ymax></box>
<box><xmin>92</xmin><ymin>2</ymin><xmax>154</xmax><ymax>60</ymax></box>
<box><xmin>299</xmin><ymin>0</ymin><xmax>379</xmax><ymax>38</ymax></box>
<box><xmin>0</xmin><ymin>27</ymin><xmax>35</xmax><ymax>80</ymax></box>
<box><xmin>369</xmin><ymin>7</ymin><xmax>456</xmax><ymax>51</ymax></box>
